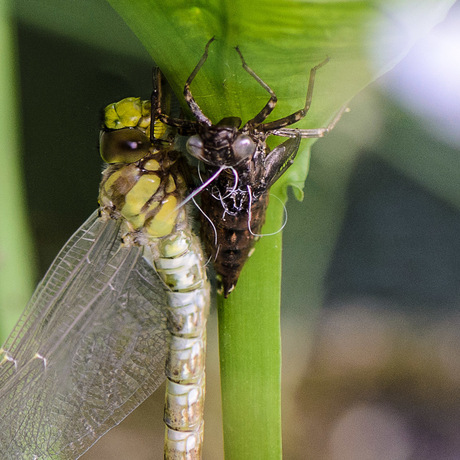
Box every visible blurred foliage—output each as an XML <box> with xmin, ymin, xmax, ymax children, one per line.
<box><xmin>0</xmin><ymin>1</ymin><xmax>35</xmax><ymax>338</ymax></box>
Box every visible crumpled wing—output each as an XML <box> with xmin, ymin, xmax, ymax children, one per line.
<box><xmin>0</xmin><ymin>210</ymin><xmax>168</xmax><ymax>459</ymax></box>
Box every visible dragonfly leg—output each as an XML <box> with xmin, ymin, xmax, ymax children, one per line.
<box><xmin>235</xmin><ymin>46</ymin><xmax>278</xmax><ymax>127</ymax></box>
<box><xmin>260</xmin><ymin>57</ymin><xmax>330</xmax><ymax>132</ymax></box>
<box><xmin>183</xmin><ymin>37</ymin><xmax>216</xmax><ymax>126</ymax></box>
<box><xmin>152</xmin><ymin>67</ymin><xmax>198</xmax><ymax>135</ymax></box>
<box><xmin>269</xmin><ymin>104</ymin><xmax>349</xmax><ymax>139</ymax></box>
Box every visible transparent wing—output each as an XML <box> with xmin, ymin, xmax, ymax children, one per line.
<box><xmin>0</xmin><ymin>211</ymin><xmax>168</xmax><ymax>459</ymax></box>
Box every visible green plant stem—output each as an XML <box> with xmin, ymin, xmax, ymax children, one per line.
<box><xmin>218</xmin><ymin>192</ymin><xmax>284</xmax><ymax>460</ymax></box>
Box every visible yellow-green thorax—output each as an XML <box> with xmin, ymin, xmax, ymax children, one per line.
<box><xmin>98</xmin><ymin>97</ymin><xmax>186</xmax><ymax>240</ymax></box>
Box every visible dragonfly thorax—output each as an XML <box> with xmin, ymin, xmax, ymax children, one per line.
<box><xmin>99</xmin><ymin>148</ymin><xmax>185</xmax><ymax>240</ymax></box>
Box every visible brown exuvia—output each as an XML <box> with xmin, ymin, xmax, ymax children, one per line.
<box><xmin>156</xmin><ymin>37</ymin><xmax>345</xmax><ymax>296</ymax></box>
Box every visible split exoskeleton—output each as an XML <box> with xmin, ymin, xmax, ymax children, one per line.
<box><xmin>155</xmin><ymin>37</ymin><xmax>346</xmax><ymax>296</ymax></box>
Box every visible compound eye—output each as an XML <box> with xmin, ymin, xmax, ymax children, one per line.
<box><xmin>100</xmin><ymin>128</ymin><xmax>150</xmax><ymax>164</ymax></box>
<box><xmin>186</xmin><ymin>135</ymin><xmax>205</xmax><ymax>161</ymax></box>
<box><xmin>233</xmin><ymin>134</ymin><xmax>256</xmax><ymax>160</ymax></box>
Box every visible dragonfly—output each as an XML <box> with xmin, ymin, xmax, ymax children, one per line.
<box><xmin>0</xmin><ymin>95</ymin><xmax>210</xmax><ymax>459</ymax></box>
<box><xmin>156</xmin><ymin>38</ymin><xmax>346</xmax><ymax>296</ymax></box>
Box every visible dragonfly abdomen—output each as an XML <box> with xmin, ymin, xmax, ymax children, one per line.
<box><xmin>201</xmin><ymin>189</ymin><xmax>270</xmax><ymax>297</ymax></box>
<box><xmin>147</xmin><ymin>232</ymin><xmax>209</xmax><ymax>459</ymax></box>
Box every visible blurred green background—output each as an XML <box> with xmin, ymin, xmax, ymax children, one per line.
<box><xmin>1</xmin><ymin>0</ymin><xmax>459</xmax><ymax>458</ymax></box>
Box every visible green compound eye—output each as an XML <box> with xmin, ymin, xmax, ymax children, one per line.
<box><xmin>100</xmin><ymin>128</ymin><xmax>151</xmax><ymax>164</ymax></box>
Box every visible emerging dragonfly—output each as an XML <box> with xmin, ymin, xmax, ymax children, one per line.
<box><xmin>156</xmin><ymin>38</ymin><xmax>346</xmax><ymax>296</ymax></box>
<box><xmin>0</xmin><ymin>95</ymin><xmax>210</xmax><ymax>459</ymax></box>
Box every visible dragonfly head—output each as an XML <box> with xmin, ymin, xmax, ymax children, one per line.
<box><xmin>186</xmin><ymin>117</ymin><xmax>257</xmax><ymax>167</ymax></box>
<box><xmin>99</xmin><ymin>128</ymin><xmax>153</xmax><ymax>164</ymax></box>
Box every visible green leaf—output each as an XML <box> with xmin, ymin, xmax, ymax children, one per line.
<box><xmin>106</xmin><ymin>1</ymin><xmax>454</xmax><ymax>458</ymax></box>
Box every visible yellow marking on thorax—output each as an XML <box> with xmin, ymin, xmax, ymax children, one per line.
<box><xmin>102</xmin><ymin>169</ymin><xmax>123</xmax><ymax>195</ymax></box>
<box><xmin>165</xmin><ymin>174</ymin><xmax>177</xmax><ymax>193</ymax></box>
<box><xmin>144</xmin><ymin>159</ymin><xmax>161</xmax><ymax>171</ymax></box>
<box><xmin>147</xmin><ymin>195</ymin><xmax>179</xmax><ymax>237</ymax></box>
<box><xmin>122</xmin><ymin>174</ymin><xmax>161</xmax><ymax>226</ymax></box>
